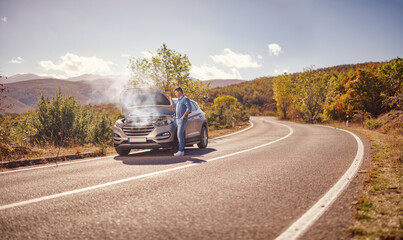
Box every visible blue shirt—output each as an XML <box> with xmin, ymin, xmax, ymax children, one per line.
<box><xmin>172</xmin><ymin>95</ymin><xmax>191</xmax><ymax>119</ymax></box>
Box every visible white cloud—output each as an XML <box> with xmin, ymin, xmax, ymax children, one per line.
<box><xmin>1</xmin><ymin>17</ymin><xmax>7</xmax><ymax>23</ymax></box>
<box><xmin>121</xmin><ymin>53</ymin><xmax>131</xmax><ymax>58</ymax></box>
<box><xmin>39</xmin><ymin>53</ymin><xmax>114</xmax><ymax>77</ymax></box>
<box><xmin>191</xmin><ymin>65</ymin><xmax>242</xmax><ymax>80</ymax></box>
<box><xmin>141</xmin><ymin>51</ymin><xmax>153</xmax><ymax>59</ymax></box>
<box><xmin>9</xmin><ymin>57</ymin><xmax>23</xmax><ymax>64</ymax></box>
<box><xmin>257</xmin><ymin>55</ymin><xmax>263</xmax><ymax>60</ymax></box>
<box><xmin>210</xmin><ymin>48</ymin><xmax>261</xmax><ymax>69</ymax></box>
<box><xmin>268</xmin><ymin>43</ymin><xmax>282</xmax><ymax>56</ymax></box>
<box><xmin>273</xmin><ymin>68</ymin><xmax>289</xmax><ymax>75</ymax></box>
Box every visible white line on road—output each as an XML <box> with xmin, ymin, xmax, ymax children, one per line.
<box><xmin>0</xmin><ymin>121</ymin><xmax>255</xmax><ymax>175</ymax></box>
<box><xmin>0</xmin><ymin>155</ymin><xmax>118</xmax><ymax>175</ymax></box>
<box><xmin>0</xmin><ymin>119</ymin><xmax>292</xmax><ymax>211</ymax></box>
<box><xmin>211</xmin><ymin>120</ymin><xmax>254</xmax><ymax>140</ymax></box>
<box><xmin>274</xmin><ymin>126</ymin><xmax>365</xmax><ymax>240</ymax></box>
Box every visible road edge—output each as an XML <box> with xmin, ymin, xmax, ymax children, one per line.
<box><xmin>274</xmin><ymin>125</ymin><xmax>365</xmax><ymax>240</ymax></box>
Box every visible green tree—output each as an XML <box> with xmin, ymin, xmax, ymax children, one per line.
<box><xmin>35</xmin><ymin>89</ymin><xmax>78</xmax><ymax>146</ymax></box>
<box><xmin>72</xmin><ymin>105</ymin><xmax>93</xmax><ymax>145</ymax></box>
<box><xmin>129</xmin><ymin>43</ymin><xmax>209</xmax><ymax>102</ymax></box>
<box><xmin>93</xmin><ymin>111</ymin><xmax>114</xmax><ymax>154</ymax></box>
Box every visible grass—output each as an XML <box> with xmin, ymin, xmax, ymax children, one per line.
<box><xmin>328</xmin><ymin>121</ymin><xmax>402</xmax><ymax>239</ymax></box>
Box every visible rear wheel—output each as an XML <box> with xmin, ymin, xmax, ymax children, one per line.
<box><xmin>197</xmin><ymin>126</ymin><xmax>208</xmax><ymax>149</ymax></box>
<box><xmin>115</xmin><ymin>148</ymin><xmax>130</xmax><ymax>156</ymax></box>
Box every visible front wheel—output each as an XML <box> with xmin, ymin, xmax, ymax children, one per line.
<box><xmin>115</xmin><ymin>148</ymin><xmax>130</xmax><ymax>156</ymax></box>
<box><xmin>197</xmin><ymin>126</ymin><xmax>208</xmax><ymax>149</ymax></box>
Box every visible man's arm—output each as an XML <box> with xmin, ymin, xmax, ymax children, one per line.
<box><xmin>168</xmin><ymin>95</ymin><xmax>176</xmax><ymax>107</ymax></box>
<box><xmin>180</xmin><ymin>110</ymin><xmax>191</xmax><ymax>120</ymax></box>
<box><xmin>180</xmin><ymin>98</ymin><xmax>192</xmax><ymax>120</ymax></box>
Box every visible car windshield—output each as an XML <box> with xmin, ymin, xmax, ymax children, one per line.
<box><xmin>128</xmin><ymin>108</ymin><xmax>174</xmax><ymax>117</ymax></box>
<box><xmin>122</xmin><ymin>90</ymin><xmax>170</xmax><ymax>107</ymax></box>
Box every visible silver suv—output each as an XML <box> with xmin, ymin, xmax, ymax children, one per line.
<box><xmin>113</xmin><ymin>88</ymin><xmax>208</xmax><ymax>156</ymax></box>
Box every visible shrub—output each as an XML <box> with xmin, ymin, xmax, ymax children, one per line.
<box><xmin>365</xmin><ymin>118</ymin><xmax>383</xmax><ymax>130</ymax></box>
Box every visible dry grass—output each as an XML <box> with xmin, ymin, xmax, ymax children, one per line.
<box><xmin>1</xmin><ymin>145</ymin><xmax>117</xmax><ymax>162</ymax></box>
<box><xmin>208</xmin><ymin>122</ymin><xmax>250</xmax><ymax>138</ymax></box>
<box><xmin>326</xmin><ymin>119</ymin><xmax>402</xmax><ymax>239</ymax></box>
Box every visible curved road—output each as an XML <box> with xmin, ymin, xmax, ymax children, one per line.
<box><xmin>0</xmin><ymin>117</ymin><xmax>370</xmax><ymax>240</ymax></box>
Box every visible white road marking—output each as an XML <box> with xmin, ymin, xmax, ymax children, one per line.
<box><xmin>0</xmin><ymin>155</ymin><xmax>117</xmax><ymax>175</ymax></box>
<box><xmin>274</xmin><ymin>126</ymin><xmax>365</xmax><ymax>240</ymax></box>
<box><xmin>211</xmin><ymin>120</ymin><xmax>254</xmax><ymax>140</ymax></box>
<box><xmin>0</xmin><ymin>119</ymin><xmax>292</xmax><ymax>211</ymax></box>
<box><xmin>0</xmin><ymin>121</ymin><xmax>254</xmax><ymax>175</ymax></box>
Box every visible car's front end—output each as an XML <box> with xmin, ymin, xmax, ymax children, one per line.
<box><xmin>113</xmin><ymin>107</ymin><xmax>177</xmax><ymax>154</ymax></box>
<box><xmin>113</xmin><ymin>88</ymin><xmax>178</xmax><ymax>156</ymax></box>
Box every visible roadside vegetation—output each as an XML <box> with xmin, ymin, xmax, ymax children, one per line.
<box><xmin>328</xmin><ymin>112</ymin><xmax>402</xmax><ymax>239</ymax></box>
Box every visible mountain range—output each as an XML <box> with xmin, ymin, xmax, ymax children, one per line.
<box><xmin>0</xmin><ymin>74</ymin><xmax>245</xmax><ymax>114</ymax></box>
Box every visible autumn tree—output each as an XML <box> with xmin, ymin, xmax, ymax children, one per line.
<box><xmin>379</xmin><ymin>57</ymin><xmax>402</xmax><ymax>110</ymax></box>
<box><xmin>207</xmin><ymin>95</ymin><xmax>248</xmax><ymax>129</ymax></box>
<box><xmin>272</xmin><ymin>74</ymin><xmax>293</xmax><ymax>119</ymax></box>
<box><xmin>294</xmin><ymin>67</ymin><xmax>328</xmax><ymax>123</ymax></box>
<box><xmin>346</xmin><ymin>69</ymin><xmax>385</xmax><ymax>117</ymax></box>
<box><xmin>0</xmin><ymin>83</ymin><xmax>12</xmax><ymax>114</ymax></box>
<box><xmin>129</xmin><ymin>43</ymin><xmax>209</xmax><ymax>102</ymax></box>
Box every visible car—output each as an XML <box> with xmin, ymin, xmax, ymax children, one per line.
<box><xmin>113</xmin><ymin>88</ymin><xmax>208</xmax><ymax>156</ymax></box>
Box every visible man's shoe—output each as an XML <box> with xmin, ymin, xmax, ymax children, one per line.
<box><xmin>174</xmin><ymin>151</ymin><xmax>184</xmax><ymax>156</ymax></box>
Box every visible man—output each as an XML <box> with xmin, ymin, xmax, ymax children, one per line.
<box><xmin>169</xmin><ymin>87</ymin><xmax>191</xmax><ymax>156</ymax></box>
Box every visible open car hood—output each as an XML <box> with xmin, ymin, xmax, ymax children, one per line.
<box><xmin>120</xmin><ymin>88</ymin><xmax>175</xmax><ymax>116</ymax></box>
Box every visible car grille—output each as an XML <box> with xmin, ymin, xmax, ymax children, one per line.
<box><xmin>122</xmin><ymin>124</ymin><xmax>155</xmax><ymax>137</ymax></box>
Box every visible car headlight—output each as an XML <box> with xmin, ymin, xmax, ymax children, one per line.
<box><xmin>153</xmin><ymin>118</ymin><xmax>174</xmax><ymax>127</ymax></box>
<box><xmin>114</xmin><ymin>120</ymin><xmax>124</xmax><ymax>128</ymax></box>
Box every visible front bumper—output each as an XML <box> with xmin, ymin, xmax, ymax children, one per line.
<box><xmin>113</xmin><ymin>124</ymin><xmax>176</xmax><ymax>150</ymax></box>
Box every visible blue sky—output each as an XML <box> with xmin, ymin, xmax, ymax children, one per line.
<box><xmin>0</xmin><ymin>0</ymin><xmax>402</xmax><ymax>80</ymax></box>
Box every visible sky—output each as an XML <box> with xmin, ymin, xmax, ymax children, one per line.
<box><xmin>0</xmin><ymin>0</ymin><xmax>402</xmax><ymax>81</ymax></box>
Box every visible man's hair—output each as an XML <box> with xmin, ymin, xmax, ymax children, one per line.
<box><xmin>174</xmin><ymin>87</ymin><xmax>183</xmax><ymax>94</ymax></box>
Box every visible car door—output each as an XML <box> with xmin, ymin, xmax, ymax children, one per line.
<box><xmin>186</xmin><ymin>101</ymin><xmax>202</xmax><ymax>140</ymax></box>
<box><xmin>185</xmin><ymin>102</ymin><xmax>199</xmax><ymax>140</ymax></box>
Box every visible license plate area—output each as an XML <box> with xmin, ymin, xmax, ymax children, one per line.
<box><xmin>128</xmin><ymin>137</ymin><xmax>147</xmax><ymax>143</ymax></box>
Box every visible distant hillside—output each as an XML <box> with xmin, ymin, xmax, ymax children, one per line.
<box><xmin>2</xmin><ymin>79</ymin><xmax>120</xmax><ymax>114</ymax></box>
<box><xmin>1</xmin><ymin>74</ymin><xmax>245</xmax><ymax>113</ymax></box>
<box><xmin>203</xmin><ymin>79</ymin><xmax>246</xmax><ymax>88</ymax></box>
<box><xmin>207</xmin><ymin>76</ymin><xmax>276</xmax><ymax>115</ymax></box>
<box><xmin>0</xmin><ymin>74</ymin><xmax>48</xmax><ymax>84</ymax></box>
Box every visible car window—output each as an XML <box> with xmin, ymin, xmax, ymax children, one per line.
<box><xmin>191</xmin><ymin>102</ymin><xmax>198</xmax><ymax>111</ymax></box>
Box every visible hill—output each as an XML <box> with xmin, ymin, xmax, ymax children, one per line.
<box><xmin>206</xmin><ymin>58</ymin><xmax>401</xmax><ymax>121</ymax></box>
<box><xmin>203</xmin><ymin>79</ymin><xmax>246</xmax><ymax>88</ymax></box>
<box><xmin>2</xmin><ymin>79</ymin><xmax>113</xmax><ymax>114</ymax></box>
<box><xmin>0</xmin><ymin>74</ymin><xmax>48</xmax><ymax>84</ymax></box>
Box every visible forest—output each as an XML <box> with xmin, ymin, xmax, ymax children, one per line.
<box><xmin>208</xmin><ymin>57</ymin><xmax>402</xmax><ymax>125</ymax></box>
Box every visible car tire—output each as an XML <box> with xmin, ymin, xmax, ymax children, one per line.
<box><xmin>197</xmin><ymin>126</ymin><xmax>208</xmax><ymax>149</ymax></box>
<box><xmin>115</xmin><ymin>148</ymin><xmax>130</xmax><ymax>156</ymax></box>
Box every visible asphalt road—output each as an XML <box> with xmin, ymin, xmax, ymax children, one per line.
<box><xmin>0</xmin><ymin>116</ymin><xmax>370</xmax><ymax>240</ymax></box>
